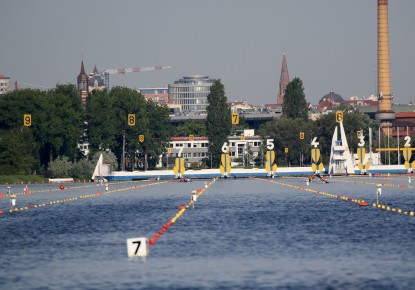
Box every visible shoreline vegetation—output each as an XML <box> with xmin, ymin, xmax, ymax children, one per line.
<box><xmin>0</xmin><ymin>175</ymin><xmax>48</xmax><ymax>184</ymax></box>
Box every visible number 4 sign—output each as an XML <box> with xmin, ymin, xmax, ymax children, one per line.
<box><xmin>126</xmin><ymin>237</ymin><xmax>149</xmax><ymax>257</ymax></box>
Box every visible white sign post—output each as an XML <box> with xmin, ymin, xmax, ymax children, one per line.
<box><xmin>126</xmin><ymin>237</ymin><xmax>149</xmax><ymax>257</ymax></box>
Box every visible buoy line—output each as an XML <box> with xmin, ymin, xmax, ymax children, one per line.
<box><xmin>0</xmin><ymin>183</ymin><xmax>98</xmax><ymax>198</ymax></box>
<box><xmin>1</xmin><ymin>181</ymin><xmax>167</xmax><ymax>217</ymax></box>
<box><xmin>0</xmin><ymin>179</ymin><xmax>154</xmax><ymax>199</ymax></box>
<box><xmin>327</xmin><ymin>178</ymin><xmax>415</xmax><ymax>189</ymax></box>
<box><xmin>148</xmin><ymin>178</ymin><xmax>217</xmax><ymax>247</ymax></box>
<box><xmin>254</xmin><ymin>178</ymin><xmax>414</xmax><ymax>218</ymax></box>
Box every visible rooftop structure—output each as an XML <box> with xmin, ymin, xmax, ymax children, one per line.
<box><xmin>77</xmin><ymin>61</ymin><xmax>89</xmax><ymax>104</ymax></box>
<box><xmin>88</xmin><ymin>65</ymin><xmax>106</xmax><ymax>92</ymax></box>
<box><xmin>276</xmin><ymin>50</ymin><xmax>290</xmax><ymax>106</ymax></box>
<box><xmin>375</xmin><ymin>0</ymin><xmax>395</xmax><ymax>128</ymax></box>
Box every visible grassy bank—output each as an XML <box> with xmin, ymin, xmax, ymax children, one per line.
<box><xmin>0</xmin><ymin>175</ymin><xmax>48</xmax><ymax>184</ymax></box>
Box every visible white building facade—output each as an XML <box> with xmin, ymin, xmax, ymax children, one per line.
<box><xmin>164</xmin><ymin>130</ymin><xmax>263</xmax><ymax>168</ymax></box>
<box><xmin>0</xmin><ymin>74</ymin><xmax>12</xmax><ymax>95</ymax></box>
<box><xmin>168</xmin><ymin>75</ymin><xmax>216</xmax><ymax>113</ymax></box>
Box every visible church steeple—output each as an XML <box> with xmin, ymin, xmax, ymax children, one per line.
<box><xmin>277</xmin><ymin>49</ymin><xmax>290</xmax><ymax>106</ymax></box>
<box><xmin>77</xmin><ymin>60</ymin><xmax>89</xmax><ymax>104</ymax></box>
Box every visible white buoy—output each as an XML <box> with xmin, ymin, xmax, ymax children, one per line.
<box><xmin>191</xmin><ymin>190</ymin><xmax>197</xmax><ymax>209</ymax></box>
<box><xmin>10</xmin><ymin>194</ymin><xmax>16</xmax><ymax>207</ymax></box>
<box><xmin>409</xmin><ymin>177</ymin><xmax>411</xmax><ymax>184</ymax></box>
<box><xmin>376</xmin><ymin>184</ymin><xmax>382</xmax><ymax>205</ymax></box>
<box><xmin>204</xmin><ymin>182</ymin><xmax>208</xmax><ymax>189</ymax></box>
<box><xmin>126</xmin><ymin>237</ymin><xmax>149</xmax><ymax>257</ymax></box>
<box><xmin>306</xmin><ymin>180</ymin><xmax>309</xmax><ymax>186</ymax></box>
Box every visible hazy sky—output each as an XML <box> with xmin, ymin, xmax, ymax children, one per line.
<box><xmin>1</xmin><ymin>0</ymin><xmax>414</xmax><ymax>105</ymax></box>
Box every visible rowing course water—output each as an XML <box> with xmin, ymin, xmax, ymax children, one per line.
<box><xmin>0</xmin><ymin>177</ymin><xmax>414</xmax><ymax>289</ymax></box>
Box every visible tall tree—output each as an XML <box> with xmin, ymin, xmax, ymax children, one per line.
<box><xmin>206</xmin><ymin>80</ymin><xmax>231</xmax><ymax>167</ymax></box>
<box><xmin>173</xmin><ymin>122</ymin><xmax>206</xmax><ymax>137</ymax></box>
<box><xmin>259</xmin><ymin>117</ymin><xmax>312</xmax><ymax>166</ymax></box>
<box><xmin>282</xmin><ymin>77</ymin><xmax>308</xmax><ymax>121</ymax></box>
<box><xmin>141</xmin><ymin>101</ymin><xmax>172</xmax><ymax>169</ymax></box>
<box><xmin>86</xmin><ymin>89</ymin><xmax>117</xmax><ymax>152</ymax></box>
<box><xmin>0</xmin><ymin>127</ymin><xmax>38</xmax><ymax>174</ymax></box>
<box><xmin>0</xmin><ymin>87</ymin><xmax>83</xmax><ymax>171</ymax></box>
<box><xmin>110</xmin><ymin>87</ymin><xmax>148</xmax><ymax>170</ymax></box>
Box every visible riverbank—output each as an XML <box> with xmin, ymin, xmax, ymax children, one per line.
<box><xmin>0</xmin><ymin>175</ymin><xmax>48</xmax><ymax>184</ymax></box>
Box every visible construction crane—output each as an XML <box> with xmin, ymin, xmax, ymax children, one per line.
<box><xmin>93</xmin><ymin>65</ymin><xmax>172</xmax><ymax>89</ymax></box>
<box><xmin>14</xmin><ymin>81</ymin><xmax>53</xmax><ymax>91</ymax></box>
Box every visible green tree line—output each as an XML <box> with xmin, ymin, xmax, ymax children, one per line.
<box><xmin>0</xmin><ymin>84</ymin><xmax>172</xmax><ymax>177</ymax></box>
<box><xmin>1</xmin><ymin>78</ymin><xmax>398</xmax><ymax>178</ymax></box>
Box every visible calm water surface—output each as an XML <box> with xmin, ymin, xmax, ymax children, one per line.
<box><xmin>0</xmin><ymin>177</ymin><xmax>414</xmax><ymax>289</ymax></box>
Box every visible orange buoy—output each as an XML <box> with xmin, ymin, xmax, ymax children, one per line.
<box><xmin>359</xmin><ymin>201</ymin><xmax>368</xmax><ymax>206</ymax></box>
<box><xmin>0</xmin><ymin>210</ymin><xmax>4</xmax><ymax>215</ymax></box>
<box><xmin>178</xmin><ymin>205</ymin><xmax>185</xmax><ymax>210</ymax></box>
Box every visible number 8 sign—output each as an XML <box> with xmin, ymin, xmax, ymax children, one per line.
<box><xmin>128</xmin><ymin>114</ymin><xmax>136</xmax><ymax>126</ymax></box>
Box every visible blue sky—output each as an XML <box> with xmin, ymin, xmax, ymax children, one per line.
<box><xmin>1</xmin><ymin>0</ymin><xmax>414</xmax><ymax>105</ymax></box>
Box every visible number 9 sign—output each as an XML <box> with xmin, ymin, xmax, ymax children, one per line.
<box><xmin>23</xmin><ymin>114</ymin><xmax>32</xmax><ymax>127</ymax></box>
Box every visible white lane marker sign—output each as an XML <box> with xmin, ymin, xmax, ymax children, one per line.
<box><xmin>127</xmin><ymin>237</ymin><xmax>149</xmax><ymax>257</ymax></box>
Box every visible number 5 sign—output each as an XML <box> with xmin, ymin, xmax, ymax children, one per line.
<box><xmin>126</xmin><ymin>237</ymin><xmax>149</xmax><ymax>257</ymax></box>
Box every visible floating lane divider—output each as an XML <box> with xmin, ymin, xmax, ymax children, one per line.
<box><xmin>126</xmin><ymin>178</ymin><xmax>217</xmax><ymax>258</ymax></box>
<box><xmin>1</xmin><ymin>181</ymin><xmax>167</xmax><ymax>216</ymax></box>
<box><xmin>255</xmin><ymin>178</ymin><xmax>414</xmax><ymax>218</ymax></box>
<box><xmin>0</xmin><ymin>179</ymin><xmax>147</xmax><ymax>199</ymax></box>
<box><xmin>0</xmin><ymin>183</ymin><xmax>99</xmax><ymax>198</ymax></box>
<box><xmin>326</xmin><ymin>177</ymin><xmax>415</xmax><ymax>189</ymax></box>
<box><xmin>372</xmin><ymin>203</ymin><xmax>415</xmax><ymax>217</ymax></box>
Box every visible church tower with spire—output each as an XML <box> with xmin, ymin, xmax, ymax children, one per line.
<box><xmin>277</xmin><ymin>50</ymin><xmax>290</xmax><ymax>106</ymax></box>
<box><xmin>77</xmin><ymin>60</ymin><xmax>89</xmax><ymax>104</ymax></box>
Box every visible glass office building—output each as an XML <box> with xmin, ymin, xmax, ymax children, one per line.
<box><xmin>168</xmin><ymin>75</ymin><xmax>216</xmax><ymax>113</ymax></box>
